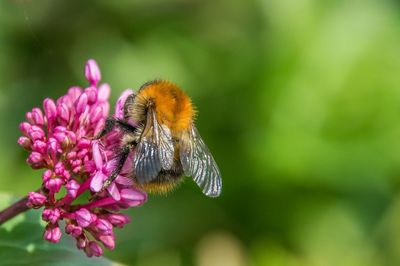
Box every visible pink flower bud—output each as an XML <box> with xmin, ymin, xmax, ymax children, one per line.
<box><xmin>120</xmin><ymin>189</ymin><xmax>147</xmax><ymax>206</ymax></box>
<box><xmin>53</xmin><ymin>132</ymin><xmax>67</xmax><ymax>146</ymax></box>
<box><xmin>26</xmin><ymin>112</ymin><xmax>34</xmax><ymax>124</ymax></box>
<box><xmin>45</xmin><ymin>178</ymin><xmax>63</xmax><ymax>193</ymax></box>
<box><xmin>94</xmin><ymin>118</ymin><xmax>106</xmax><ymax>137</ymax></box>
<box><xmin>68</xmin><ymin>86</ymin><xmax>83</xmax><ymax>102</ymax></box>
<box><xmin>32</xmin><ymin>140</ymin><xmax>47</xmax><ymax>154</ymax></box>
<box><xmin>54</xmin><ymin>162</ymin><xmax>65</xmax><ymax>176</ymax></box>
<box><xmin>76</xmin><ymin>235</ymin><xmax>89</xmax><ymax>250</ymax></box>
<box><xmin>73</xmin><ymin>166</ymin><xmax>82</xmax><ymax>174</ymax></box>
<box><xmin>85</xmin><ymin>59</ymin><xmax>101</xmax><ymax>86</ymax></box>
<box><xmin>115</xmin><ymin>89</ymin><xmax>133</xmax><ymax>119</ymax></box>
<box><xmin>62</xmin><ymin>170</ymin><xmax>71</xmax><ymax>180</ymax></box>
<box><xmin>75</xmin><ymin>93</ymin><xmax>88</xmax><ymax>114</ymax></box>
<box><xmin>85</xmin><ymin>241</ymin><xmax>103</xmax><ymax>257</ymax></box>
<box><xmin>42</xmin><ymin>208</ymin><xmax>60</xmax><ymax>224</ymax></box>
<box><xmin>77</xmin><ymin>138</ymin><xmax>91</xmax><ymax>149</ymax></box>
<box><xmin>28</xmin><ymin>126</ymin><xmax>45</xmax><ymax>141</ymax></box>
<box><xmin>27</xmin><ymin>152</ymin><xmax>45</xmax><ymax>169</ymax></box>
<box><xmin>84</xmin><ymin>160</ymin><xmax>96</xmax><ymax>173</ymax></box>
<box><xmin>18</xmin><ymin>136</ymin><xmax>31</xmax><ymax>150</ymax></box>
<box><xmin>19</xmin><ymin>122</ymin><xmax>31</xmax><ymax>136</ymax></box>
<box><xmin>75</xmin><ymin>208</ymin><xmax>93</xmax><ymax>228</ymax></box>
<box><xmin>31</xmin><ymin>108</ymin><xmax>44</xmax><ymax>126</ymax></box>
<box><xmin>91</xmin><ymin>213</ymin><xmax>98</xmax><ymax>223</ymax></box>
<box><xmin>27</xmin><ymin>192</ymin><xmax>46</xmax><ymax>208</ymax></box>
<box><xmin>65</xmin><ymin>179</ymin><xmax>80</xmax><ymax>198</ymax></box>
<box><xmin>54</xmin><ymin>125</ymin><xmax>66</xmax><ymax>133</ymax></box>
<box><xmin>66</xmin><ymin>131</ymin><xmax>77</xmax><ymax>144</ymax></box>
<box><xmin>43</xmin><ymin>226</ymin><xmax>62</xmax><ymax>243</ymax></box>
<box><xmin>71</xmin><ymin>159</ymin><xmax>82</xmax><ymax>168</ymax></box>
<box><xmin>53</xmin><ymin>132</ymin><xmax>66</xmax><ymax>141</ymax></box>
<box><xmin>93</xmin><ymin>218</ymin><xmax>113</xmax><ymax>235</ymax></box>
<box><xmin>99</xmin><ymin>235</ymin><xmax>115</xmax><ymax>250</ymax></box>
<box><xmin>106</xmin><ymin>213</ymin><xmax>131</xmax><ymax>228</ymax></box>
<box><xmin>90</xmin><ymin>106</ymin><xmax>103</xmax><ymax>123</ymax></box>
<box><xmin>77</xmin><ymin>149</ymin><xmax>88</xmax><ymax>158</ymax></box>
<box><xmin>57</xmin><ymin>104</ymin><xmax>70</xmax><ymax>123</ymax></box>
<box><xmin>98</xmin><ymin>83</ymin><xmax>110</xmax><ymax>102</ymax></box>
<box><xmin>42</xmin><ymin>169</ymin><xmax>53</xmax><ymax>182</ymax></box>
<box><xmin>102</xmin><ymin>102</ymin><xmax>110</xmax><ymax>117</ymax></box>
<box><xmin>65</xmin><ymin>223</ymin><xmax>83</xmax><ymax>237</ymax></box>
<box><xmin>47</xmin><ymin>138</ymin><xmax>59</xmax><ymax>157</ymax></box>
<box><xmin>67</xmin><ymin>151</ymin><xmax>77</xmax><ymax>159</ymax></box>
<box><xmin>43</xmin><ymin>98</ymin><xmax>57</xmax><ymax>121</ymax></box>
<box><xmin>85</xmin><ymin>86</ymin><xmax>98</xmax><ymax>104</ymax></box>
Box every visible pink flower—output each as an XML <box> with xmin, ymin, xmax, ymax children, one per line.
<box><xmin>44</xmin><ymin>225</ymin><xmax>62</xmax><ymax>243</ymax></box>
<box><xmin>65</xmin><ymin>223</ymin><xmax>83</xmax><ymax>237</ymax></box>
<box><xmin>106</xmin><ymin>213</ymin><xmax>131</xmax><ymax>228</ymax></box>
<box><xmin>98</xmin><ymin>235</ymin><xmax>115</xmax><ymax>250</ymax></box>
<box><xmin>27</xmin><ymin>192</ymin><xmax>46</xmax><ymax>208</ymax></box>
<box><xmin>18</xmin><ymin>59</ymin><xmax>147</xmax><ymax>257</ymax></box>
<box><xmin>75</xmin><ymin>208</ymin><xmax>94</xmax><ymax>228</ymax></box>
<box><xmin>85</xmin><ymin>59</ymin><xmax>101</xmax><ymax>86</ymax></box>
<box><xmin>65</xmin><ymin>180</ymin><xmax>80</xmax><ymax>198</ymax></box>
<box><xmin>93</xmin><ymin>218</ymin><xmax>113</xmax><ymax>235</ymax></box>
<box><xmin>85</xmin><ymin>241</ymin><xmax>103</xmax><ymax>257</ymax></box>
<box><xmin>42</xmin><ymin>208</ymin><xmax>60</xmax><ymax>224</ymax></box>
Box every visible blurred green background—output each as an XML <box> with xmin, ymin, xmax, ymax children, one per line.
<box><xmin>2</xmin><ymin>0</ymin><xmax>400</xmax><ymax>265</ymax></box>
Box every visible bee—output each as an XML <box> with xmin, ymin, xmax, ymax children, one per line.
<box><xmin>96</xmin><ymin>80</ymin><xmax>222</xmax><ymax>197</ymax></box>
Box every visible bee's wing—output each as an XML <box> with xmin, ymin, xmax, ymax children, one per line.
<box><xmin>134</xmin><ymin>107</ymin><xmax>174</xmax><ymax>183</ymax></box>
<box><xmin>180</xmin><ymin>126</ymin><xmax>222</xmax><ymax>197</ymax></box>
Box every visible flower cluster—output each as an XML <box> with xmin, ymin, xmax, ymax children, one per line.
<box><xmin>18</xmin><ymin>59</ymin><xmax>147</xmax><ymax>257</ymax></box>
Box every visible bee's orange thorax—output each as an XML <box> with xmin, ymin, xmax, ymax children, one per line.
<box><xmin>137</xmin><ymin>81</ymin><xmax>195</xmax><ymax>133</ymax></box>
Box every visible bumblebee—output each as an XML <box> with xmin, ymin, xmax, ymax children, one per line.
<box><xmin>96</xmin><ymin>80</ymin><xmax>222</xmax><ymax>197</ymax></box>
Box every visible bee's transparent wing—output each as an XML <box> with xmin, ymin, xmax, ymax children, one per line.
<box><xmin>180</xmin><ymin>126</ymin><xmax>222</xmax><ymax>197</ymax></box>
<box><xmin>134</xmin><ymin>108</ymin><xmax>174</xmax><ymax>183</ymax></box>
<box><xmin>156</xmin><ymin>121</ymin><xmax>174</xmax><ymax>170</ymax></box>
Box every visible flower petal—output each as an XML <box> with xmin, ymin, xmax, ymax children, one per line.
<box><xmin>115</xmin><ymin>175</ymin><xmax>133</xmax><ymax>186</ymax></box>
<box><xmin>114</xmin><ymin>89</ymin><xmax>133</xmax><ymax>119</ymax></box>
<box><xmin>92</xmin><ymin>141</ymin><xmax>103</xmax><ymax>169</ymax></box>
<box><xmin>107</xmin><ymin>182</ymin><xmax>121</xmax><ymax>201</ymax></box>
<box><xmin>90</xmin><ymin>171</ymin><xmax>107</xmax><ymax>192</ymax></box>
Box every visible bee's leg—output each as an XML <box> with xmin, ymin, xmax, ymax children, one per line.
<box><xmin>115</xmin><ymin>120</ymin><xmax>137</xmax><ymax>134</ymax></box>
<box><xmin>94</xmin><ymin>117</ymin><xmax>137</xmax><ymax>139</ymax></box>
<box><xmin>94</xmin><ymin>117</ymin><xmax>116</xmax><ymax>139</ymax></box>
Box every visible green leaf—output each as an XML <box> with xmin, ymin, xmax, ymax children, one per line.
<box><xmin>0</xmin><ymin>193</ymin><xmax>116</xmax><ymax>266</ymax></box>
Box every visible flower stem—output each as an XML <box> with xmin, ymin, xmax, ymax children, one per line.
<box><xmin>78</xmin><ymin>197</ymin><xmax>116</xmax><ymax>209</ymax></box>
<box><xmin>0</xmin><ymin>196</ymin><xmax>30</xmax><ymax>225</ymax></box>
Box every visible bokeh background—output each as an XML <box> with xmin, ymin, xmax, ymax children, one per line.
<box><xmin>1</xmin><ymin>0</ymin><xmax>400</xmax><ymax>265</ymax></box>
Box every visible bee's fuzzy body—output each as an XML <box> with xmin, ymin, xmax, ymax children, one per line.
<box><xmin>123</xmin><ymin>81</ymin><xmax>195</xmax><ymax>194</ymax></box>
<box><xmin>97</xmin><ymin>80</ymin><xmax>221</xmax><ymax>197</ymax></box>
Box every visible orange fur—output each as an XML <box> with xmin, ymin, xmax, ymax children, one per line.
<box><xmin>136</xmin><ymin>80</ymin><xmax>195</xmax><ymax>134</ymax></box>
